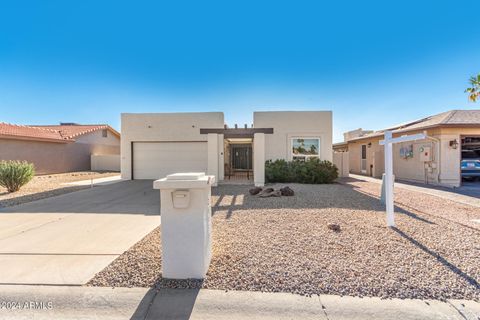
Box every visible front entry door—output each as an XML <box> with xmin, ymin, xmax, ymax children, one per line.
<box><xmin>231</xmin><ymin>145</ymin><xmax>252</xmax><ymax>170</ymax></box>
<box><xmin>361</xmin><ymin>144</ymin><xmax>367</xmax><ymax>174</ymax></box>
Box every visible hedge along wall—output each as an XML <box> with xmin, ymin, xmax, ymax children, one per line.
<box><xmin>265</xmin><ymin>158</ymin><xmax>338</xmax><ymax>184</ymax></box>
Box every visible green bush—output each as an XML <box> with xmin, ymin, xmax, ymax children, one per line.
<box><xmin>265</xmin><ymin>158</ymin><xmax>338</xmax><ymax>184</ymax></box>
<box><xmin>0</xmin><ymin>161</ymin><xmax>35</xmax><ymax>193</ymax></box>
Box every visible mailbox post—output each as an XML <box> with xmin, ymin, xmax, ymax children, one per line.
<box><xmin>153</xmin><ymin>172</ymin><xmax>215</xmax><ymax>279</ymax></box>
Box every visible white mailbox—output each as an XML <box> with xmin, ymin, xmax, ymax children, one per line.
<box><xmin>153</xmin><ymin>172</ymin><xmax>215</xmax><ymax>279</ymax></box>
<box><xmin>172</xmin><ymin>190</ymin><xmax>190</xmax><ymax>208</ymax></box>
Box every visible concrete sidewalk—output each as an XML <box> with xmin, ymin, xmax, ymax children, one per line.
<box><xmin>0</xmin><ymin>285</ymin><xmax>478</xmax><ymax>320</ymax></box>
<box><xmin>349</xmin><ymin>174</ymin><xmax>480</xmax><ymax>208</ymax></box>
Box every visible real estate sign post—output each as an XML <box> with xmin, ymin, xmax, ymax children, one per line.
<box><xmin>380</xmin><ymin>131</ymin><xmax>426</xmax><ymax>227</ymax></box>
<box><xmin>383</xmin><ymin>131</ymin><xmax>395</xmax><ymax>226</ymax></box>
<box><xmin>380</xmin><ymin>173</ymin><xmax>395</xmax><ymax>205</ymax></box>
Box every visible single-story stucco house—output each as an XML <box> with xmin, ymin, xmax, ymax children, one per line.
<box><xmin>0</xmin><ymin>122</ymin><xmax>121</xmax><ymax>174</ymax></box>
<box><xmin>121</xmin><ymin>111</ymin><xmax>332</xmax><ymax>186</ymax></box>
<box><xmin>333</xmin><ymin>109</ymin><xmax>480</xmax><ymax>187</ymax></box>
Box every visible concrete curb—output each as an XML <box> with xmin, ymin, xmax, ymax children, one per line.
<box><xmin>0</xmin><ymin>285</ymin><xmax>478</xmax><ymax>319</ymax></box>
<box><xmin>61</xmin><ymin>175</ymin><xmax>122</xmax><ymax>187</ymax></box>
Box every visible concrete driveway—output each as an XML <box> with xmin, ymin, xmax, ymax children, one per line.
<box><xmin>459</xmin><ymin>180</ymin><xmax>480</xmax><ymax>198</ymax></box>
<box><xmin>0</xmin><ymin>180</ymin><xmax>159</xmax><ymax>285</ymax></box>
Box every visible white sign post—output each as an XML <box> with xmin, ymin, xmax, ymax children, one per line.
<box><xmin>379</xmin><ymin>131</ymin><xmax>426</xmax><ymax>227</ymax></box>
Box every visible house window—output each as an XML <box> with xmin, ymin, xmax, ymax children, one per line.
<box><xmin>102</xmin><ymin>129</ymin><xmax>108</xmax><ymax>138</ymax></box>
<box><xmin>291</xmin><ymin>138</ymin><xmax>320</xmax><ymax>161</ymax></box>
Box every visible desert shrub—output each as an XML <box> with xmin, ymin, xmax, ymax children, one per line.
<box><xmin>265</xmin><ymin>158</ymin><xmax>338</xmax><ymax>184</ymax></box>
<box><xmin>0</xmin><ymin>160</ymin><xmax>35</xmax><ymax>192</ymax></box>
<box><xmin>264</xmin><ymin>159</ymin><xmax>290</xmax><ymax>183</ymax></box>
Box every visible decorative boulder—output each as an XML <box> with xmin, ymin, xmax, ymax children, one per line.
<box><xmin>280</xmin><ymin>186</ymin><xmax>294</xmax><ymax>196</ymax></box>
<box><xmin>249</xmin><ymin>187</ymin><xmax>263</xmax><ymax>195</ymax></box>
<box><xmin>258</xmin><ymin>187</ymin><xmax>274</xmax><ymax>197</ymax></box>
<box><xmin>327</xmin><ymin>223</ymin><xmax>341</xmax><ymax>232</ymax></box>
<box><xmin>259</xmin><ymin>189</ymin><xmax>282</xmax><ymax>197</ymax></box>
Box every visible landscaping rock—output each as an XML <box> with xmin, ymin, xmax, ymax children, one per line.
<box><xmin>249</xmin><ymin>187</ymin><xmax>263</xmax><ymax>195</ymax></box>
<box><xmin>88</xmin><ymin>182</ymin><xmax>480</xmax><ymax>301</ymax></box>
<box><xmin>259</xmin><ymin>189</ymin><xmax>282</xmax><ymax>198</ymax></box>
<box><xmin>327</xmin><ymin>223</ymin><xmax>341</xmax><ymax>232</ymax></box>
<box><xmin>280</xmin><ymin>186</ymin><xmax>294</xmax><ymax>196</ymax></box>
<box><xmin>257</xmin><ymin>187</ymin><xmax>274</xmax><ymax>197</ymax></box>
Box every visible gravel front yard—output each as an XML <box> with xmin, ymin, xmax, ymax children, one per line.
<box><xmin>88</xmin><ymin>180</ymin><xmax>480</xmax><ymax>301</ymax></box>
<box><xmin>0</xmin><ymin>171</ymin><xmax>119</xmax><ymax>208</ymax></box>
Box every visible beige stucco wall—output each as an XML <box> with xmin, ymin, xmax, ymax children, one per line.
<box><xmin>437</xmin><ymin>128</ymin><xmax>480</xmax><ymax>185</ymax></box>
<box><xmin>0</xmin><ymin>130</ymin><xmax>120</xmax><ymax>175</ymax></box>
<box><xmin>348</xmin><ymin>136</ymin><xmax>384</xmax><ymax>177</ymax></box>
<box><xmin>349</xmin><ymin>130</ymin><xmax>438</xmax><ymax>183</ymax></box>
<box><xmin>253</xmin><ymin>133</ymin><xmax>265</xmax><ymax>186</ymax></box>
<box><xmin>91</xmin><ymin>154</ymin><xmax>120</xmax><ymax>171</ymax></box>
<box><xmin>333</xmin><ymin>151</ymin><xmax>349</xmax><ymax>177</ymax></box>
<box><xmin>253</xmin><ymin>111</ymin><xmax>333</xmax><ymax>162</ymax></box>
<box><xmin>347</xmin><ymin>127</ymin><xmax>480</xmax><ymax>187</ymax></box>
<box><xmin>121</xmin><ymin>112</ymin><xmax>224</xmax><ymax>179</ymax></box>
<box><xmin>76</xmin><ymin>129</ymin><xmax>120</xmax><ymax>147</ymax></box>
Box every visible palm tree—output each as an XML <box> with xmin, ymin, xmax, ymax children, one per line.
<box><xmin>465</xmin><ymin>74</ymin><xmax>480</xmax><ymax>102</ymax></box>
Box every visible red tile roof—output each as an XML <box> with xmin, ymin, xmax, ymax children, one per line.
<box><xmin>29</xmin><ymin>124</ymin><xmax>120</xmax><ymax>139</ymax></box>
<box><xmin>0</xmin><ymin>123</ymin><xmax>119</xmax><ymax>143</ymax></box>
<box><xmin>0</xmin><ymin>123</ymin><xmax>71</xmax><ymax>142</ymax></box>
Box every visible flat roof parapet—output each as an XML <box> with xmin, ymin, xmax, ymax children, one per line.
<box><xmin>200</xmin><ymin>127</ymin><xmax>273</xmax><ymax>138</ymax></box>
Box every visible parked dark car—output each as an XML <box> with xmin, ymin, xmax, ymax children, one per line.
<box><xmin>461</xmin><ymin>149</ymin><xmax>480</xmax><ymax>180</ymax></box>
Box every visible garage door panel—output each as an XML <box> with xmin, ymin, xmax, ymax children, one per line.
<box><xmin>133</xmin><ymin>142</ymin><xmax>208</xmax><ymax>179</ymax></box>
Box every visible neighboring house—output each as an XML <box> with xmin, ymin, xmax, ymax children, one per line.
<box><xmin>333</xmin><ymin>128</ymin><xmax>374</xmax><ymax>153</ymax></box>
<box><xmin>334</xmin><ymin>110</ymin><xmax>480</xmax><ymax>187</ymax></box>
<box><xmin>0</xmin><ymin>123</ymin><xmax>120</xmax><ymax>174</ymax></box>
<box><xmin>121</xmin><ymin>111</ymin><xmax>332</xmax><ymax>186</ymax></box>
<box><xmin>333</xmin><ymin>128</ymin><xmax>372</xmax><ymax>175</ymax></box>
<box><xmin>332</xmin><ymin>141</ymin><xmax>348</xmax><ymax>153</ymax></box>
<box><xmin>343</xmin><ymin>128</ymin><xmax>374</xmax><ymax>142</ymax></box>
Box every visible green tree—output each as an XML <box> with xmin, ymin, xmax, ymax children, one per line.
<box><xmin>465</xmin><ymin>74</ymin><xmax>480</xmax><ymax>102</ymax></box>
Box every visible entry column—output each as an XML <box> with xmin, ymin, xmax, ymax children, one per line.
<box><xmin>253</xmin><ymin>133</ymin><xmax>265</xmax><ymax>186</ymax></box>
<box><xmin>207</xmin><ymin>133</ymin><xmax>219</xmax><ymax>186</ymax></box>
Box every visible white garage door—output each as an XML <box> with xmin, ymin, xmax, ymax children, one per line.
<box><xmin>133</xmin><ymin>142</ymin><xmax>208</xmax><ymax>179</ymax></box>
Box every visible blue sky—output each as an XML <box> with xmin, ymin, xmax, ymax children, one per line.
<box><xmin>0</xmin><ymin>1</ymin><xmax>479</xmax><ymax>142</ymax></box>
